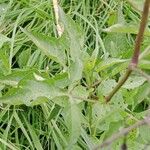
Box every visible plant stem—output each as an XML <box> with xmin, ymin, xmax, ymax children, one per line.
<box><xmin>105</xmin><ymin>0</ymin><xmax>150</xmax><ymax>102</ymax></box>
<box><xmin>131</xmin><ymin>0</ymin><xmax>150</xmax><ymax>66</ymax></box>
<box><xmin>93</xmin><ymin>114</ymin><xmax>150</xmax><ymax>150</ymax></box>
<box><xmin>105</xmin><ymin>69</ymin><xmax>132</xmax><ymax>102</ymax></box>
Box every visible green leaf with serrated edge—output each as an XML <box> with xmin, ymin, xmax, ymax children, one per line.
<box><xmin>92</xmin><ymin>103</ymin><xmax>124</xmax><ymax>132</ymax></box>
<box><xmin>21</xmin><ymin>28</ymin><xmax>67</xmax><ymax>67</ymax></box>
<box><xmin>58</xmin><ymin>7</ymin><xmax>84</xmax><ymax>82</ymax></box>
<box><xmin>104</xmin><ymin>33</ymin><xmax>131</xmax><ymax>58</ymax></box>
<box><xmin>58</xmin><ymin>7</ymin><xmax>84</xmax><ymax>60</ymax></box>
<box><xmin>0</xmin><ymin>79</ymin><xmax>66</xmax><ymax>105</ymax></box>
<box><xmin>123</xmin><ymin>76</ymin><xmax>146</xmax><ymax>89</ymax></box>
<box><xmin>103</xmin><ymin>23</ymin><xmax>150</xmax><ymax>36</ymax></box>
<box><xmin>96</xmin><ymin>58</ymin><xmax>128</xmax><ymax>72</ymax></box>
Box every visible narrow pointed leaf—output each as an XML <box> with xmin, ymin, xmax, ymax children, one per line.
<box><xmin>58</xmin><ymin>7</ymin><xmax>84</xmax><ymax>82</ymax></box>
<box><xmin>103</xmin><ymin>23</ymin><xmax>150</xmax><ymax>36</ymax></box>
<box><xmin>126</xmin><ymin>0</ymin><xmax>145</xmax><ymax>12</ymax></box>
<box><xmin>21</xmin><ymin>28</ymin><xmax>67</xmax><ymax>67</ymax></box>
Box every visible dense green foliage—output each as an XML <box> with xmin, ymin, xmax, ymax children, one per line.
<box><xmin>0</xmin><ymin>0</ymin><xmax>150</xmax><ymax>149</ymax></box>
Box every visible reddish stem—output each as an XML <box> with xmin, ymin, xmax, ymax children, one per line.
<box><xmin>105</xmin><ymin>0</ymin><xmax>150</xmax><ymax>102</ymax></box>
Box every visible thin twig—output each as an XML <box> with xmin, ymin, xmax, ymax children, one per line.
<box><xmin>52</xmin><ymin>0</ymin><xmax>63</xmax><ymax>37</ymax></box>
<box><xmin>93</xmin><ymin>115</ymin><xmax>150</xmax><ymax>150</ymax></box>
<box><xmin>105</xmin><ymin>69</ymin><xmax>132</xmax><ymax>102</ymax></box>
<box><xmin>131</xmin><ymin>0</ymin><xmax>150</xmax><ymax>66</ymax></box>
<box><xmin>105</xmin><ymin>0</ymin><xmax>150</xmax><ymax>102</ymax></box>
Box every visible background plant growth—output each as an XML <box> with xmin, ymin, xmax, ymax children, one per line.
<box><xmin>0</xmin><ymin>0</ymin><xmax>150</xmax><ymax>149</ymax></box>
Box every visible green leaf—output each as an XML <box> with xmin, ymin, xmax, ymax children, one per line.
<box><xmin>104</xmin><ymin>32</ymin><xmax>132</xmax><ymax>58</ymax></box>
<box><xmin>51</xmin><ymin>96</ymin><xmax>68</xmax><ymax>107</ymax></box>
<box><xmin>92</xmin><ymin>103</ymin><xmax>124</xmax><ymax>132</ymax></box>
<box><xmin>0</xmin><ymin>34</ymin><xmax>10</xmax><ymax>48</ymax></box>
<box><xmin>2</xmin><ymin>114</ymin><xmax>13</xmax><ymax>150</ymax></box>
<box><xmin>0</xmin><ymin>70</ymin><xmax>34</xmax><ymax>86</ymax></box>
<box><xmin>51</xmin><ymin>119</ymin><xmax>68</xmax><ymax>148</ymax></box>
<box><xmin>18</xmin><ymin>49</ymin><xmax>31</xmax><ymax>67</ymax></box>
<box><xmin>134</xmin><ymin>83</ymin><xmax>150</xmax><ymax>106</ymax></box>
<box><xmin>21</xmin><ymin>28</ymin><xmax>67</xmax><ymax>67</ymax></box>
<box><xmin>81</xmin><ymin>128</ymin><xmax>95</xmax><ymax>149</ymax></box>
<box><xmin>35</xmin><ymin>8</ymin><xmax>52</xmax><ymax>20</ymax></box>
<box><xmin>58</xmin><ymin>7</ymin><xmax>84</xmax><ymax>82</ymax></box>
<box><xmin>64</xmin><ymin>102</ymin><xmax>81</xmax><ymax>149</ymax></box>
<box><xmin>52</xmin><ymin>129</ymin><xmax>63</xmax><ymax>150</ymax></box>
<box><xmin>58</xmin><ymin>7</ymin><xmax>84</xmax><ymax>60</ymax></box>
<box><xmin>106</xmin><ymin>62</ymin><xmax>129</xmax><ymax>78</ymax></box>
<box><xmin>22</xmin><ymin>115</ymin><xmax>44</xmax><ymax>150</ymax></box>
<box><xmin>103</xmin><ymin>23</ymin><xmax>150</xmax><ymax>36</ymax></box>
<box><xmin>126</xmin><ymin>0</ymin><xmax>144</xmax><ymax>12</ymax></box>
<box><xmin>139</xmin><ymin>125</ymin><xmax>150</xmax><ymax>143</ymax></box>
<box><xmin>82</xmin><ymin>52</ymin><xmax>93</xmax><ymax>72</ymax></box>
<box><xmin>27</xmin><ymin>50</ymin><xmax>41</xmax><ymax>67</ymax></box>
<box><xmin>69</xmin><ymin>59</ymin><xmax>83</xmax><ymax>82</ymax></box>
<box><xmin>0</xmin><ymin>3</ymin><xmax>7</xmax><ymax>16</ymax></box>
<box><xmin>14</xmin><ymin>111</ymin><xmax>34</xmax><ymax>149</ymax></box>
<box><xmin>123</xmin><ymin>76</ymin><xmax>146</xmax><ymax>89</ymax></box>
<box><xmin>0</xmin><ymin>138</ymin><xmax>19</xmax><ymax>150</ymax></box>
<box><xmin>139</xmin><ymin>60</ymin><xmax>150</xmax><ymax>70</ymax></box>
<box><xmin>70</xmin><ymin>85</ymin><xmax>89</xmax><ymax>103</ymax></box>
<box><xmin>68</xmin><ymin>103</ymin><xmax>81</xmax><ymax>148</ymax></box>
<box><xmin>84</xmin><ymin>47</ymin><xmax>99</xmax><ymax>73</ymax></box>
<box><xmin>96</xmin><ymin>58</ymin><xmax>128</xmax><ymax>72</ymax></box>
<box><xmin>0</xmin><ymin>78</ymin><xmax>65</xmax><ymax>105</ymax></box>
<box><xmin>0</xmin><ymin>49</ymin><xmax>9</xmax><ymax>75</ymax></box>
<box><xmin>52</xmin><ymin>72</ymin><xmax>70</xmax><ymax>88</ymax></box>
<box><xmin>98</xmin><ymin>79</ymin><xmax>117</xmax><ymax>96</ymax></box>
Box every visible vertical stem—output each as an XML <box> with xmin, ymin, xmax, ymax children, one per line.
<box><xmin>131</xmin><ymin>0</ymin><xmax>150</xmax><ymax>66</ymax></box>
<box><xmin>105</xmin><ymin>0</ymin><xmax>150</xmax><ymax>102</ymax></box>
